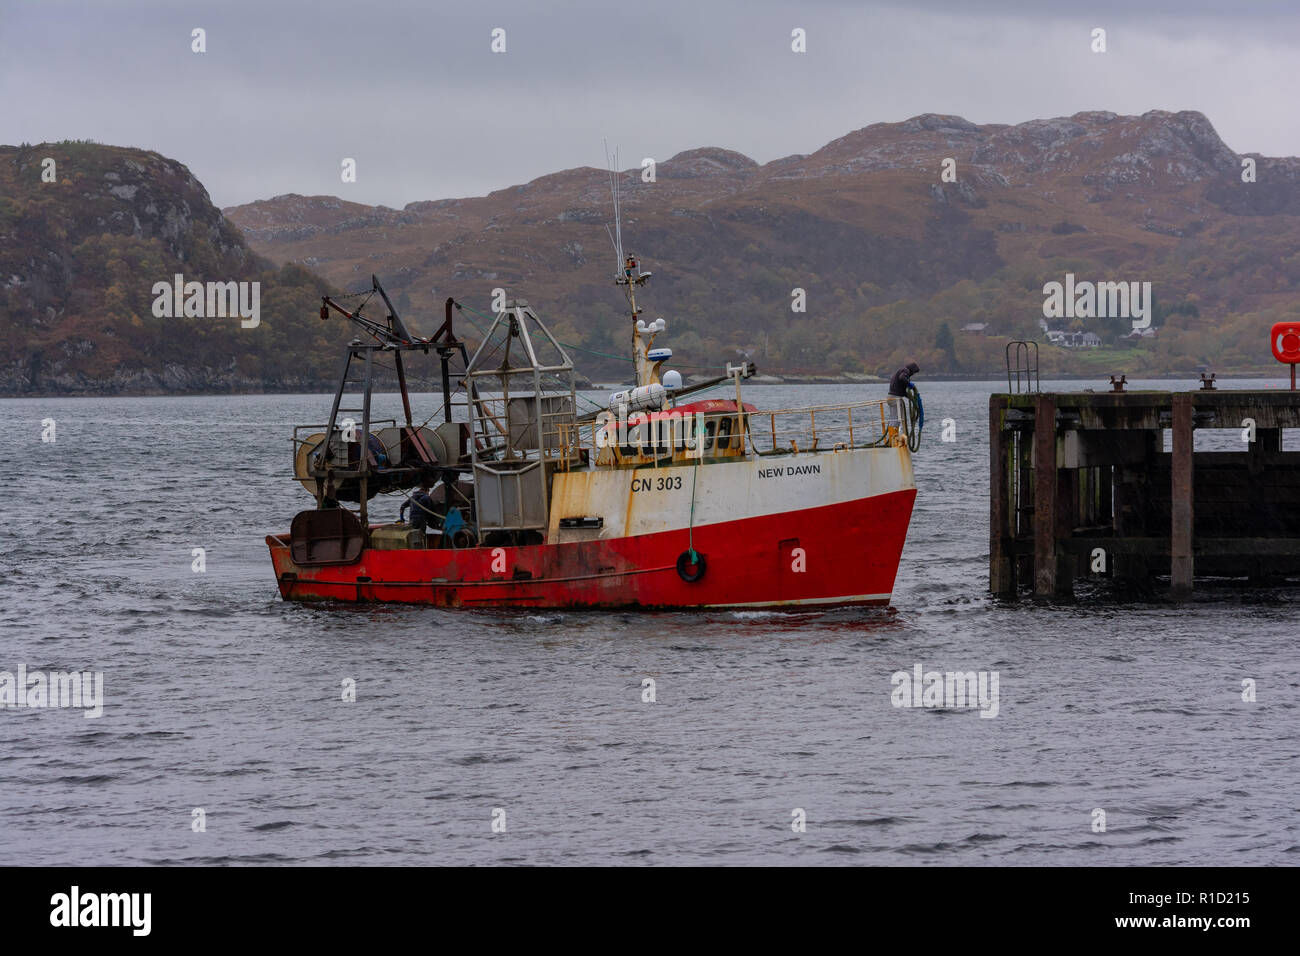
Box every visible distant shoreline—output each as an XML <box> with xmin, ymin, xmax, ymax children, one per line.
<box><xmin>4</xmin><ymin>372</ymin><xmax>1292</xmax><ymax>400</ymax></box>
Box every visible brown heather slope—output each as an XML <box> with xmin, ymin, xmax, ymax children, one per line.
<box><xmin>0</xmin><ymin>143</ymin><xmax>346</xmax><ymax>395</ymax></box>
<box><xmin>226</xmin><ymin>110</ymin><xmax>1300</xmax><ymax>381</ymax></box>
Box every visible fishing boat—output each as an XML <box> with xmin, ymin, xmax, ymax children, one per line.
<box><xmin>266</xmin><ymin>175</ymin><xmax>922</xmax><ymax>608</ymax></box>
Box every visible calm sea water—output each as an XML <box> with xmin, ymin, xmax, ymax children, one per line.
<box><xmin>1</xmin><ymin>380</ymin><xmax>1296</xmax><ymax>865</ymax></box>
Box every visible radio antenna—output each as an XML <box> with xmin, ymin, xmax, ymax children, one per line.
<box><xmin>604</xmin><ymin>140</ymin><xmax>624</xmax><ymax>273</ymax></box>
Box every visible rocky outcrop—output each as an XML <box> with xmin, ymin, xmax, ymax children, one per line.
<box><xmin>0</xmin><ymin>143</ymin><xmax>340</xmax><ymax>395</ymax></box>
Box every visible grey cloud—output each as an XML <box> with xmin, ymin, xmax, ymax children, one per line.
<box><xmin>3</xmin><ymin>0</ymin><xmax>1298</xmax><ymax>207</ymax></box>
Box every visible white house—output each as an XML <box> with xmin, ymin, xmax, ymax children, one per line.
<box><xmin>1046</xmin><ymin>330</ymin><xmax>1101</xmax><ymax>348</ymax></box>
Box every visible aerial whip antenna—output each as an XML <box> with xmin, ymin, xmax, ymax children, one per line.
<box><xmin>602</xmin><ymin>141</ymin><xmax>658</xmax><ymax>390</ymax></box>
<box><xmin>604</xmin><ymin>140</ymin><xmax>624</xmax><ymax>273</ymax></box>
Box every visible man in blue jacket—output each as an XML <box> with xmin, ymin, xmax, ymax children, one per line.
<box><xmin>889</xmin><ymin>362</ymin><xmax>920</xmax><ymax>397</ymax></box>
<box><xmin>886</xmin><ymin>362</ymin><xmax>920</xmax><ymax>436</ymax></box>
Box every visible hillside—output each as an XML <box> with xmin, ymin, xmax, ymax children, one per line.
<box><xmin>226</xmin><ymin>110</ymin><xmax>1300</xmax><ymax>381</ymax></box>
<box><xmin>0</xmin><ymin>142</ymin><xmax>345</xmax><ymax>395</ymax></box>
<box><xmin>4</xmin><ymin>112</ymin><xmax>1297</xmax><ymax>396</ymax></box>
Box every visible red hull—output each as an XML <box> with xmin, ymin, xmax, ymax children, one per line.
<box><xmin>267</xmin><ymin>488</ymin><xmax>916</xmax><ymax>608</ymax></box>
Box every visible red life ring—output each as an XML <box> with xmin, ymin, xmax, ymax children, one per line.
<box><xmin>1272</xmin><ymin>322</ymin><xmax>1300</xmax><ymax>364</ymax></box>
<box><xmin>676</xmin><ymin>550</ymin><xmax>706</xmax><ymax>583</ymax></box>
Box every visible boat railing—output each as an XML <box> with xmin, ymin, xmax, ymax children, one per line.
<box><xmin>551</xmin><ymin>396</ymin><xmax>910</xmax><ymax>469</ymax></box>
<box><xmin>754</xmin><ymin>397</ymin><xmax>910</xmax><ymax>454</ymax></box>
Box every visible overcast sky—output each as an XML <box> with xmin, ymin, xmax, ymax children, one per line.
<box><xmin>4</xmin><ymin>0</ymin><xmax>1300</xmax><ymax>208</ymax></box>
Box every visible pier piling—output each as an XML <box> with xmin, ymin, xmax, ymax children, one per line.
<box><xmin>1170</xmin><ymin>395</ymin><xmax>1194</xmax><ymax>600</ymax></box>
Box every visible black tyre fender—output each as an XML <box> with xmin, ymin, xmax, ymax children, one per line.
<box><xmin>676</xmin><ymin>549</ymin><xmax>706</xmax><ymax>583</ymax></box>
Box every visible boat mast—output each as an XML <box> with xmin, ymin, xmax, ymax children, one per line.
<box><xmin>606</xmin><ymin>145</ymin><xmax>659</xmax><ymax>389</ymax></box>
